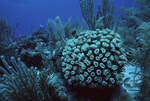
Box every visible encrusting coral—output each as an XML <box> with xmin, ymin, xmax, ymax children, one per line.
<box><xmin>61</xmin><ymin>28</ymin><xmax>127</xmax><ymax>89</ymax></box>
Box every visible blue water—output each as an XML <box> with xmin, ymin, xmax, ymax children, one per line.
<box><xmin>0</xmin><ymin>0</ymin><xmax>135</xmax><ymax>36</ymax></box>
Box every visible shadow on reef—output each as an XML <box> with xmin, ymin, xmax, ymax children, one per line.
<box><xmin>69</xmin><ymin>86</ymin><xmax>121</xmax><ymax>101</ymax></box>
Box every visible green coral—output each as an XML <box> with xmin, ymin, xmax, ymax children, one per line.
<box><xmin>61</xmin><ymin>29</ymin><xmax>127</xmax><ymax>89</ymax></box>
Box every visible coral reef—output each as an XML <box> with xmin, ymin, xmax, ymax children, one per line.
<box><xmin>61</xmin><ymin>29</ymin><xmax>127</xmax><ymax>88</ymax></box>
<box><xmin>1</xmin><ymin>0</ymin><xmax>150</xmax><ymax>100</ymax></box>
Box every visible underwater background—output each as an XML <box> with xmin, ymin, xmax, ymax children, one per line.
<box><xmin>0</xmin><ymin>0</ymin><xmax>135</xmax><ymax>36</ymax></box>
<box><xmin>0</xmin><ymin>0</ymin><xmax>150</xmax><ymax>101</ymax></box>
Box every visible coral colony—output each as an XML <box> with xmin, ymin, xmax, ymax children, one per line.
<box><xmin>61</xmin><ymin>29</ymin><xmax>127</xmax><ymax>88</ymax></box>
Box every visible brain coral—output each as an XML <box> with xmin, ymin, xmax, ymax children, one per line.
<box><xmin>61</xmin><ymin>29</ymin><xmax>127</xmax><ymax>89</ymax></box>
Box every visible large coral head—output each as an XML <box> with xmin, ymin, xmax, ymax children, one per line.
<box><xmin>61</xmin><ymin>29</ymin><xmax>127</xmax><ymax>89</ymax></box>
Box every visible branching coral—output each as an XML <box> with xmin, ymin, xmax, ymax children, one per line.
<box><xmin>47</xmin><ymin>16</ymin><xmax>65</xmax><ymax>44</ymax></box>
<box><xmin>117</xmin><ymin>27</ymin><xmax>139</xmax><ymax>49</ymax></box>
<box><xmin>79</xmin><ymin>0</ymin><xmax>114</xmax><ymax>30</ymax></box>
<box><xmin>79</xmin><ymin>0</ymin><xmax>95</xmax><ymax>30</ymax></box>
<box><xmin>127</xmin><ymin>48</ymin><xmax>145</xmax><ymax>66</ymax></box>
<box><xmin>134</xmin><ymin>0</ymin><xmax>150</xmax><ymax>5</ymax></box>
<box><xmin>119</xmin><ymin>7</ymin><xmax>142</xmax><ymax>28</ymax></box>
<box><xmin>138</xmin><ymin>22</ymin><xmax>150</xmax><ymax>46</ymax></box>
<box><xmin>47</xmin><ymin>16</ymin><xmax>86</xmax><ymax>49</ymax></box>
<box><xmin>139</xmin><ymin>72</ymin><xmax>150</xmax><ymax>101</ymax></box>
<box><xmin>126</xmin><ymin>22</ymin><xmax>150</xmax><ymax>101</ymax></box>
<box><xmin>133</xmin><ymin>0</ymin><xmax>150</xmax><ymax>22</ymax></box>
<box><xmin>47</xmin><ymin>18</ymin><xmax>58</xmax><ymax>43</ymax></box>
<box><xmin>0</xmin><ymin>16</ymin><xmax>11</xmax><ymax>46</ymax></box>
<box><xmin>0</xmin><ymin>55</ymin><xmax>52</xmax><ymax>101</ymax></box>
<box><xmin>131</xmin><ymin>22</ymin><xmax>150</xmax><ymax>68</ymax></box>
<box><xmin>64</xmin><ymin>16</ymin><xmax>87</xmax><ymax>39</ymax></box>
